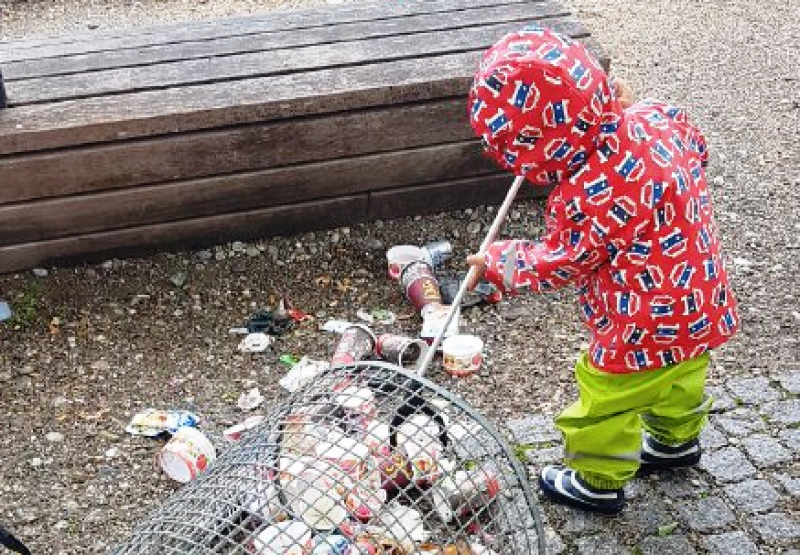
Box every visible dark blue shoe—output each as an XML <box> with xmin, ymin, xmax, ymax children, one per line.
<box><xmin>538</xmin><ymin>465</ymin><xmax>625</xmax><ymax>514</ymax></box>
<box><xmin>640</xmin><ymin>432</ymin><xmax>701</xmax><ymax>469</ymax></box>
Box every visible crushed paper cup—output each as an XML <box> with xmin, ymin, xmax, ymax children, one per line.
<box><xmin>223</xmin><ymin>415</ymin><xmax>266</xmax><ymax>441</ymax></box>
<box><xmin>279</xmin><ymin>356</ymin><xmax>330</xmax><ymax>393</ymax></box>
<box><xmin>321</xmin><ymin>319</ymin><xmax>353</xmax><ymax>334</ymax></box>
<box><xmin>125</xmin><ymin>409</ymin><xmax>199</xmax><ymax>437</ymax></box>
<box><xmin>237</xmin><ymin>388</ymin><xmax>264</xmax><ymax>411</ymax></box>
<box><xmin>238</xmin><ymin>332</ymin><xmax>275</xmax><ymax>353</ymax></box>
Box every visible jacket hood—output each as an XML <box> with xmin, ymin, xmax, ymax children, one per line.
<box><xmin>469</xmin><ymin>25</ymin><xmax>623</xmax><ymax>184</ymax></box>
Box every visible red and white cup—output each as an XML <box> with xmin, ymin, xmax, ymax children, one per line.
<box><xmin>386</xmin><ymin>245</ymin><xmax>424</xmax><ymax>281</ymax></box>
<box><xmin>375</xmin><ymin>333</ymin><xmax>427</xmax><ymax>366</ymax></box>
<box><xmin>158</xmin><ymin>427</ymin><xmax>216</xmax><ymax>483</ymax></box>
<box><xmin>330</xmin><ymin>324</ymin><xmax>376</xmax><ymax>367</ymax></box>
<box><xmin>400</xmin><ymin>260</ymin><xmax>442</xmax><ymax>314</ymax></box>
<box><xmin>432</xmin><ymin>467</ymin><xmax>501</xmax><ymax>522</ymax></box>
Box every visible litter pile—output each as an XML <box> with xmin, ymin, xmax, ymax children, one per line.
<box><xmin>111</xmin><ymin>363</ymin><xmax>544</xmax><ymax>554</ymax></box>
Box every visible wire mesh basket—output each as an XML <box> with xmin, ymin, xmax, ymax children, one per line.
<box><xmin>110</xmin><ymin>362</ymin><xmax>545</xmax><ymax>554</ymax></box>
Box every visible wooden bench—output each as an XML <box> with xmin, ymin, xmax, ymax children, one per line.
<box><xmin>0</xmin><ymin>0</ymin><xmax>607</xmax><ymax>274</ymax></box>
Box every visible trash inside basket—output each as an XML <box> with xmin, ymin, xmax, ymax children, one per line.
<box><xmin>110</xmin><ymin>362</ymin><xmax>546</xmax><ymax>554</ymax></box>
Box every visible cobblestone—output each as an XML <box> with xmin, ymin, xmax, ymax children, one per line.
<box><xmin>762</xmin><ymin>398</ymin><xmax>800</xmax><ymax>425</ymax></box>
<box><xmin>778</xmin><ymin>428</ymin><xmax>800</xmax><ymax>453</ymax></box>
<box><xmin>575</xmin><ymin>534</ymin><xmax>632</xmax><ymax>555</ymax></box>
<box><xmin>707</xmin><ymin>385</ymin><xmax>737</xmax><ymax>413</ymax></box>
<box><xmin>703</xmin><ymin>531</ymin><xmax>760</xmax><ymax>555</ymax></box>
<box><xmin>506</xmin><ymin>414</ymin><xmax>561</xmax><ymax>445</ymax></box>
<box><xmin>725</xmin><ymin>376</ymin><xmax>781</xmax><ymax>405</ymax></box>
<box><xmin>713</xmin><ymin>410</ymin><xmax>767</xmax><ymax>437</ymax></box>
<box><xmin>677</xmin><ymin>496</ymin><xmax>736</xmax><ymax>532</ymax></box>
<box><xmin>638</xmin><ymin>535</ymin><xmax>696</xmax><ymax>555</ymax></box>
<box><xmin>741</xmin><ymin>434</ymin><xmax>793</xmax><ymax>468</ymax></box>
<box><xmin>749</xmin><ymin>512</ymin><xmax>800</xmax><ymax>542</ymax></box>
<box><xmin>723</xmin><ymin>479</ymin><xmax>781</xmax><ymax>513</ymax></box>
<box><xmin>776</xmin><ymin>369</ymin><xmax>800</xmax><ymax>394</ymax></box>
<box><xmin>700</xmin><ymin>446</ymin><xmax>757</xmax><ymax>483</ymax></box>
<box><xmin>774</xmin><ymin>473</ymin><xmax>800</xmax><ymax>498</ymax></box>
<box><xmin>700</xmin><ymin>424</ymin><xmax>728</xmax><ymax>451</ymax></box>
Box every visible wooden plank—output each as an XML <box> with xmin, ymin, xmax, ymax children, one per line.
<box><xmin>0</xmin><ymin>0</ymin><xmax>538</xmax><ymax>62</ymax></box>
<box><xmin>4</xmin><ymin>2</ymin><xmax>569</xmax><ymax>79</ymax></box>
<box><xmin>0</xmin><ymin>141</ymin><xmax>496</xmax><ymax>245</ymax></box>
<box><xmin>0</xmin><ymin>195</ymin><xmax>370</xmax><ymax>274</ymax></box>
<box><xmin>7</xmin><ymin>18</ymin><xmax>588</xmax><ymax>106</ymax></box>
<box><xmin>0</xmin><ymin>52</ymin><xmax>477</xmax><ymax>155</ymax></box>
<box><xmin>369</xmin><ymin>174</ymin><xmax>545</xmax><ymax>220</ymax></box>
<box><xmin>0</xmin><ymin>32</ymin><xmax>610</xmax><ymax>156</ymax></box>
<box><xmin>0</xmin><ymin>98</ymin><xmax>474</xmax><ymax>204</ymax></box>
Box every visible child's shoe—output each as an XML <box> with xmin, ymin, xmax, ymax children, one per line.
<box><xmin>639</xmin><ymin>432</ymin><xmax>701</xmax><ymax>469</ymax></box>
<box><xmin>538</xmin><ymin>465</ymin><xmax>625</xmax><ymax>514</ymax></box>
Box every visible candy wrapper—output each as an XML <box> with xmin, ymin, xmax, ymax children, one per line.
<box><xmin>125</xmin><ymin>409</ymin><xmax>199</xmax><ymax>437</ymax></box>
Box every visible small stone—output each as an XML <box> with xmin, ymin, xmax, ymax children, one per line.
<box><xmin>14</xmin><ymin>508</ymin><xmax>38</xmax><ymax>524</ymax></box>
<box><xmin>105</xmin><ymin>447</ymin><xmax>119</xmax><ymax>458</ymax></box>
<box><xmin>54</xmin><ymin>520</ymin><xmax>69</xmax><ymax>530</ymax></box>
<box><xmin>741</xmin><ymin>435</ymin><xmax>792</xmax><ymax>468</ymax></box>
<box><xmin>506</xmin><ymin>414</ymin><xmax>561</xmax><ymax>445</ymax></box>
<box><xmin>196</xmin><ymin>250</ymin><xmax>212</xmax><ymax>260</ymax></box>
<box><xmin>774</xmin><ymin>473</ymin><xmax>800</xmax><ymax>498</ymax></box>
<box><xmin>776</xmin><ymin>369</ymin><xmax>800</xmax><ymax>394</ymax></box>
<box><xmin>778</xmin><ymin>428</ymin><xmax>800</xmax><ymax>453</ymax></box>
<box><xmin>762</xmin><ymin>398</ymin><xmax>800</xmax><ymax>425</ymax></box>
<box><xmin>723</xmin><ymin>479</ymin><xmax>780</xmax><ymax>513</ymax></box>
<box><xmin>90</xmin><ymin>360</ymin><xmax>111</xmax><ymax>372</ymax></box>
<box><xmin>561</xmin><ymin>506</ymin><xmax>606</xmax><ymax>534</ymax></box>
<box><xmin>32</xmin><ymin>268</ymin><xmax>49</xmax><ymax>277</ymax></box>
<box><xmin>231</xmin><ymin>241</ymin><xmax>245</xmax><ymax>252</ymax></box>
<box><xmin>655</xmin><ymin>469</ymin><xmax>708</xmax><ymax>499</ymax></box>
<box><xmin>749</xmin><ymin>512</ymin><xmax>800</xmax><ymax>542</ymax></box>
<box><xmin>639</xmin><ymin>535</ymin><xmax>696</xmax><ymax>555</ymax></box>
<box><xmin>678</xmin><ymin>496</ymin><xmax>735</xmax><ymax>532</ymax></box>
<box><xmin>13</xmin><ymin>375</ymin><xmax>33</xmax><ymax>389</ymax></box>
<box><xmin>45</xmin><ymin>432</ymin><xmax>65</xmax><ymax>443</ymax></box>
<box><xmin>700</xmin><ymin>447</ymin><xmax>757</xmax><ymax>483</ymax></box>
<box><xmin>245</xmin><ymin>246</ymin><xmax>260</xmax><ymax>258</ymax></box>
<box><xmin>17</xmin><ymin>365</ymin><xmax>34</xmax><ymax>376</ymax></box>
<box><xmin>101</xmin><ymin>260</ymin><xmax>114</xmax><ymax>270</ymax></box>
<box><xmin>169</xmin><ymin>272</ymin><xmax>187</xmax><ymax>287</ymax></box>
<box><xmin>725</xmin><ymin>376</ymin><xmax>780</xmax><ymax>405</ymax></box>
<box><xmin>524</xmin><ymin>445</ymin><xmax>563</xmax><ymax>465</ymax></box>
<box><xmin>267</xmin><ymin>245</ymin><xmax>280</xmax><ymax>259</ymax></box>
<box><xmin>575</xmin><ymin>533</ymin><xmax>631</xmax><ymax>554</ymax></box>
<box><xmin>466</xmin><ymin>221</ymin><xmax>482</xmax><ymax>235</ymax></box>
<box><xmin>703</xmin><ymin>531</ymin><xmax>759</xmax><ymax>555</ymax></box>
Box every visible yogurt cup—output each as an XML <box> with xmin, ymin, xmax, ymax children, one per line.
<box><xmin>158</xmin><ymin>427</ymin><xmax>216</xmax><ymax>483</ymax></box>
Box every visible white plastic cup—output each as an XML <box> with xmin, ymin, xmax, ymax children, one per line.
<box><xmin>158</xmin><ymin>427</ymin><xmax>216</xmax><ymax>483</ymax></box>
<box><xmin>251</xmin><ymin>520</ymin><xmax>314</xmax><ymax>555</ymax></box>
<box><xmin>442</xmin><ymin>334</ymin><xmax>484</xmax><ymax>377</ymax></box>
<box><xmin>386</xmin><ymin>245</ymin><xmax>424</xmax><ymax>281</ymax></box>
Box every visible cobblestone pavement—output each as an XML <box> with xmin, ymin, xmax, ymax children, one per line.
<box><xmin>504</xmin><ymin>369</ymin><xmax>800</xmax><ymax>554</ymax></box>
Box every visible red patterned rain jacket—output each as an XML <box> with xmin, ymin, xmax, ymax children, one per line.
<box><xmin>468</xmin><ymin>26</ymin><xmax>738</xmax><ymax>373</ymax></box>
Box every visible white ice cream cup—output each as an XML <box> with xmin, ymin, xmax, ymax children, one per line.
<box><xmin>442</xmin><ymin>334</ymin><xmax>484</xmax><ymax>377</ymax></box>
<box><xmin>158</xmin><ymin>427</ymin><xmax>216</xmax><ymax>483</ymax></box>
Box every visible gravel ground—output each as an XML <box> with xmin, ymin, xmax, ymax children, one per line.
<box><xmin>0</xmin><ymin>0</ymin><xmax>798</xmax><ymax>553</ymax></box>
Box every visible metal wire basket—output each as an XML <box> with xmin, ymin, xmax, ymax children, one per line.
<box><xmin>110</xmin><ymin>361</ymin><xmax>546</xmax><ymax>554</ymax></box>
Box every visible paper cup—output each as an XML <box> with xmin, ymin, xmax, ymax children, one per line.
<box><xmin>420</xmin><ymin>303</ymin><xmax>460</xmax><ymax>346</ymax></box>
<box><xmin>330</xmin><ymin>324</ymin><xmax>376</xmax><ymax>367</ymax></box>
<box><xmin>159</xmin><ymin>427</ymin><xmax>216</xmax><ymax>483</ymax></box>
<box><xmin>400</xmin><ymin>260</ymin><xmax>442</xmax><ymax>313</ymax></box>
<box><xmin>442</xmin><ymin>334</ymin><xmax>484</xmax><ymax>377</ymax></box>
<box><xmin>251</xmin><ymin>520</ymin><xmax>314</xmax><ymax>555</ymax></box>
<box><xmin>376</xmin><ymin>333</ymin><xmax>427</xmax><ymax>366</ymax></box>
<box><xmin>386</xmin><ymin>245</ymin><xmax>424</xmax><ymax>281</ymax></box>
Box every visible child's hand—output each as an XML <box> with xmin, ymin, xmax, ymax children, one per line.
<box><xmin>465</xmin><ymin>253</ymin><xmax>487</xmax><ymax>290</ymax></box>
<box><xmin>612</xmin><ymin>76</ymin><xmax>635</xmax><ymax>109</ymax></box>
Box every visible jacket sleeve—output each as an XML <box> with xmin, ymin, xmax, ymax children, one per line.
<box><xmin>483</xmin><ymin>169</ymin><xmax>655</xmax><ymax>294</ymax></box>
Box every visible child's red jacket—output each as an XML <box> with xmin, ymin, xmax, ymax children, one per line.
<box><xmin>469</xmin><ymin>27</ymin><xmax>738</xmax><ymax>373</ymax></box>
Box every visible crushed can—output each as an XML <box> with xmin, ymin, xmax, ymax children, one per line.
<box><xmin>431</xmin><ymin>466</ymin><xmax>501</xmax><ymax>522</ymax></box>
<box><xmin>421</xmin><ymin>240</ymin><xmax>453</xmax><ymax>269</ymax></box>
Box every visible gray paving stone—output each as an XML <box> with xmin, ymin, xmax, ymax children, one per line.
<box><xmin>654</xmin><ymin>469</ymin><xmax>709</xmax><ymax>499</ymax></box>
<box><xmin>749</xmin><ymin>512</ymin><xmax>800</xmax><ymax>542</ymax></box>
<box><xmin>700</xmin><ymin>446</ymin><xmax>758</xmax><ymax>483</ymax></box>
<box><xmin>707</xmin><ymin>385</ymin><xmax>736</xmax><ymax>413</ymax></box>
<box><xmin>624</xmin><ymin>478</ymin><xmax>654</xmax><ymax>500</ymax></box>
<box><xmin>703</xmin><ymin>531</ymin><xmax>759</xmax><ymax>555</ymax></box>
<box><xmin>742</xmin><ymin>434</ymin><xmax>793</xmax><ymax>468</ymax></box>
<box><xmin>544</xmin><ymin>527</ymin><xmax>565</xmax><ymax>555</ymax></box>
<box><xmin>677</xmin><ymin>496</ymin><xmax>736</xmax><ymax>532</ymax></box>
<box><xmin>524</xmin><ymin>445</ymin><xmax>563</xmax><ymax>465</ymax></box>
<box><xmin>575</xmin><ymin>533</ymin><xmax>632</xmax><ymax>555</ymax></box>
<box><xmin>723</xmin><ymin>479</ymin><xmax>781</xmax><ymax>513</ymax></box>
<box><xmin>620</xmin><ymin>495</ymin><xmax>674</xmax><ymax>535</ymax></box>
<box><xmin>560</xmin><ymin>506</ymin><xmax>606</xmax><ymax>534</ymax></box>
<box><xmin>700</xmin><ymin>423</ymin><xmax>728</xmax><ymax>451</ymax></box>
<box><xmin>639</xmin><ymin>535</ymin><xmax>696</xmax><ymax>555</ymax></box>
<box><xmin>778</xmin><ymin>428</ymin><xmax>800</xmax><ymax>454</ymax></box>
<box><xmin>506</xmin><ymin>414</ymin><xmax>561</xmax><ymax>445</ymax></box>
<box><xmin>713</xmin><ymin>410</ymin><xmax>767</xmax><ymax>437</ymax></box>
<box><xmin>762</xmin><ymin>398</ymin><xmax>800</xmax><ymax>425</ymax></box>
<box><xmin>776</xmin><ymin>369</ymin><xmax>800</xmax><ymax>394</ymax></box>
<box><xmin>774</xmin><ymin>473</ymin><xmax>800</xmax><ymax>498</ymax></box>
<box><xmin>726</xmin><ymin>376</ymin><xmax>782</xmax><ymax>405</ymax></box>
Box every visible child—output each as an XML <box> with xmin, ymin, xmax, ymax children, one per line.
<box><xmin>465</xmin><ymin>26</ymin><xmax>738</xmax><ymax>514</ymax></box>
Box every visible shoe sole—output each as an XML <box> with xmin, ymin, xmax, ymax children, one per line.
<box><xmin>639</xmin><ymin>452</ymin><xmax>702</xmax><ymax>471</ymax></box>
<box><xmin>538</xmin><ymin>476</ymin><xmax>624</xmax><ymax>515</ymax></box>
